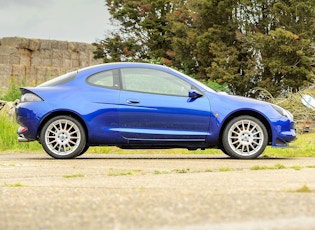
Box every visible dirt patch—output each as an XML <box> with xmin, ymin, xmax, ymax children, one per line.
<box><xmin>1</xmin><ymin>153</ymin><xmax>315</xmax><ymax>229</ymax></box>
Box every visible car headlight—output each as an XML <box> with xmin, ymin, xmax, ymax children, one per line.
<box><xmin>271</xmin><ymin>104</ymin><xmax>294</xmax><ymax>120</ymax></box>
<box><xmin>20</xmin><ymin>93</ymin><xmax>43</xmax><ymax>103</ymax></box>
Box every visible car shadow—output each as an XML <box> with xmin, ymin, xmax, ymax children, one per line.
<box><xmin>21</xmin><ymin>153</ymin><xmax>293</xmax><ymax>161</ymax></box>
<box><xmin>75</xmin><ymin>155</ymin><xmax>292</xmax><ymax>161</ymax></box>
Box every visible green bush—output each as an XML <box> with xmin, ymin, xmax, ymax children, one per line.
<box><xmin>0</xmin><ymin>77</ymin><xmax>21</xmax><ymax>101</ymax></box>
<box><xmin>0</xmin><ymin>111</ymin><xmax>41</xmax><ymax>152</ymax></box>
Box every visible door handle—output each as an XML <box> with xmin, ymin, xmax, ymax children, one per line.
<box><xmin>126</xmin><ymin>99</ymin><xmax>140</xmax><ymax>104</ymax></box>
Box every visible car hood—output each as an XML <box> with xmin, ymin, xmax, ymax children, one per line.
<box><xmin>215</xmin><ymin>91</ymin><xmax>269</xmax><ymax>106</ymax></box>
<box><xmin>204</xmin><ymin>90</ymin><xmax>283</xmax><ymax>120</ymax></box>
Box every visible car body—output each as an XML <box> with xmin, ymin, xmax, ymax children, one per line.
<box><xmin>16</xmin><ymin>62</ymin><xmax>296</xmax><ymax>159</ymax></box>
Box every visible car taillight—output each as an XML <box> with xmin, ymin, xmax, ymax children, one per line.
<box><xmin>20</xmin><ymin>93</ymin><xmax>43</xmax><ymax>103</ymax></box>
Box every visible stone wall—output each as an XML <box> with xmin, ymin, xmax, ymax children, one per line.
<box><xmin>0</xmin><ymin>37</ymin><xmax>102</xmax><ymax>91</ymax></box>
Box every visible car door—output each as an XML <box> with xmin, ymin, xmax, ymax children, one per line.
<box><xmin>85</xmin><ymin>68</ymin><xmax>122</xmax><ymax>143</ymax></box>
<box><xmin>117</xmin><ymin>67</ymin><xmax>211</xmax><ymax>144</ymax></box>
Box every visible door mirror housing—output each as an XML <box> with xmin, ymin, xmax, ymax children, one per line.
<box><xmin>188</xmin><ymin>90</ymin><xmax>203</xmax><ymax>99</ymax></box>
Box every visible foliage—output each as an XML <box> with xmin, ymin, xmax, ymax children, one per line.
<box><xmin>0</xmin><ymin>77</ymin><xmax>21</xmax><ymax>101</ymax></box>
<box><xmin>95</xmin><ymin>0</ymin><xmax>315</xmax><ymax>97</ymax></box>
<box><xmin>262</xmin><ymin>132</ymin><xmax>315</xmax><ymax>158</ymax></box>
<box><xmin>293</xmin><ymin>185</ymin><xmax>313</xmax><ymax>193</ymax></box>
<box><xmin>95</xmin><ymin>0</ymin><xmax>175</xmax><ymax>63</ymax></box>
<box><xmin>0</xmin><ymin>110</ymin><xmax>42</xmax><ymax>152</ymax></box>
<box><xmin>253</xmin><ymin>28</ymin><xmax>314</xmax><ymax>96</ymax></box>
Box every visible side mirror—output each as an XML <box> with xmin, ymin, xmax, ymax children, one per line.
<box><xmin>188</xmin><ymin>90</ymin><xmax>203</xmax><ymax>99</ymax></box>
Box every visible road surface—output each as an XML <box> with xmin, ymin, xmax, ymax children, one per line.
<box><xmin>1</xmin><ymin>152</ymin><xmax>315</xmax><ymax>230</ymax></box>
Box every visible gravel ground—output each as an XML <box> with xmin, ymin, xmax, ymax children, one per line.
<box><xmin>1</xmin><ymin>152</ymin><xmax>315</xmax><ymax>230</ymax></box>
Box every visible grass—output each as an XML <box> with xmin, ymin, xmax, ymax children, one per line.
<box><xmin>63</xmin><ymin>174</ymin><xmax>85</xmax><ymax>178</ymax></box>
<box><xmin>250</xmin><ymin>164</ymin><xmax>315</xmax><ymax>171</ymax></box>
<box><xmin>108</xmin><ymin>168</ymin><xmax>142</xmax><ymax>176</ymax></box>
<box><xmin>153</xmin><ymin>170</ymin><xmax>171</xmax><ymax>175</ymax></box>
<box><xmin>4</xmin><ymin>182</ymin><xmax>27</xmax><ymax>187</ymax></box>
<box><xmin>294</xmin><ymin>185</ymin><xmax>313</xmax><ymax>193</ymax></box>
<box><xmin>286</xmin><ymin>184</ymin><xmax>313</xmax><ymax>193</ymax></box>
<box><xmin>250</xmin><ymin>164</ymin><xmax>286</xmax><ymax>170</ymax></box>
<box><xmin>262</xmin><ymin>133</ymin><xmax>315</xmax><ymax>157</ymax></box>
<box><xmin>0</xmin><ymin>110</ymin><xmax>42</xmax><ymax>152</ymax></box>
<box><xmin>218</xmin><ymin>167</ymin><xmax>232</xmax><ymax>172</ymax></box>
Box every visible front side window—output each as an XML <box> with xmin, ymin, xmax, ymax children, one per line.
<box><xmin>120</xmin><ymin>68</ymin><xmax>192</xmax><ymax>96</ymax></box>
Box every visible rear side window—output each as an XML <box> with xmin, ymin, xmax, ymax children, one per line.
<box><xmin>38</xmin><ymin>71</ymin><xmax>77</xmax><ymax>87</ymax></box>
<box><xmin>87</xmin><ymin>70</ymin><xmax>120</xmax><ymax>89</ymax></box>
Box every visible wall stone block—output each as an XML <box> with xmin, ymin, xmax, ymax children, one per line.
<box><xmin>28</xmin><ymin>39</ymin><xmax>40</xmax><ymax>51</ymax></box>
<box><xmin>40</xmin><ymin>40</ymin><xmax>52</xmax><ymax>50</ymax></box>
<box><xmin>0</xmin><ymin>37</ymin><xmax>102</xmax><ymax>91</ymax></box>
<box><xmin>0</xmin><ymin>55</ymin><xmax>10</xmax><ymax>65</ymax></box>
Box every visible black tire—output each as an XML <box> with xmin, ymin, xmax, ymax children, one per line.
<box><xmin>77</xmin><ymin>145</ymin><xmax>90</xmax><ymax>157</ymax></box>
<box><xmin>222</xmin><ymin>116</ymin><xmax>268</xmax><ymax>159</ymax></box>
<box><xmin>40</xmin><ymin>115</ymin><xmax>86</xmax><ymax>159</ymax></box>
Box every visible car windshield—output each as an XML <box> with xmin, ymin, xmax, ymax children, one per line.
<box><xmin>38</xmin><ymin>71</ymin><xmax>78</xmax><ymax>87</ymax></box>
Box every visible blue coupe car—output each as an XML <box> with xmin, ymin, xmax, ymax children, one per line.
<box><xmin>16</xmin><ymin>62</ymin><xmax>296</xmax><ymax>159</ymax></box>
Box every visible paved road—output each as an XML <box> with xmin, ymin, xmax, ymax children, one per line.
<box><xmin>1</xmin><ymin>152</ymin><xmax>315</xmax><ymax>230</ymax></box>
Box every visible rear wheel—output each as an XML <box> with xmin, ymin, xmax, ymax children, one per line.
<box><xmin>222</xmin><ymin>116</ymin><xmax>268</xmax><ymax>159</ymax></box>
<box><xmin>40</xmin><ymin>116</ymin><xmax>86</xmax><ymax>159</ymax></box>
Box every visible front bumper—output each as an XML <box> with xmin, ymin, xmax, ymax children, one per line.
<box><xmin>271</xmin><ymin>119</ymin><xmax>296</xmax><ymax>147</ymax></box>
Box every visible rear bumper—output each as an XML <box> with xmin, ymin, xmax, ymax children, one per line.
<box><xmin>15</xmin><ymin>102</ymin><xmax>48</xmax><ymax>142</ymax></box>
<box><xmin>18</xmin><ymin>135</ymin><xmax>30</xmax><ymax>142</ymax></box>
<box><xmin>17</xmin><ymin>126</ymin><xmax>36</xmax><ymax>142</ymax></box>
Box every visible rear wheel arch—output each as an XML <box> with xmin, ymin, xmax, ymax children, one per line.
<box><xmin>37</xmin><ymin>111</ymin><xmax>89</xmax><ymax>143</ymax></box>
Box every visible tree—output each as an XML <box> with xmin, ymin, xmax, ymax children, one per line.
<box><xmin>229</xmin><ymin>0</ymin><xmax>315</xmax><ymax>96</ymax></box>
<box><xmin>94</xmin><ymin>0</ymin><xmax>175</xmax><ymax>63</ymax></box>
<box><xmin>254</xmin><ymin>28</ymin><xmax>314</xmax><ymax>95</ymax></box>
<box><xmin>169</xmin><ymin>0</ymin><xmax>259</xmax><ymax>95</ymax></box>
<box><xmin>95</xmin><ymin>0</ymin><xmax>315</xmax><ymax>96</ymax></box>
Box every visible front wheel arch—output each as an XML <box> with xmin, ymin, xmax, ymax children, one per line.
<box><xmin>219</xmin><ymin>111</ymin><xmax>272</xmax><ymax>148</ymax></box>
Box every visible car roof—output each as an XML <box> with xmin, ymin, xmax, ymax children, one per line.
<box><xmin>78</xmin><ymin>62</ymin><xmax>168</xmax><ymax>74</ymax></box>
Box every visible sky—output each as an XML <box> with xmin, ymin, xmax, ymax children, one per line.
<box><xmin>0</xmin><ymin>0</ymin><xmax>115</xmax><ymax>43</ymax></box>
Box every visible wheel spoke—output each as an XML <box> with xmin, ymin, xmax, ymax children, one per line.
<box><xmin>231</xmin><ymin>139</ymin><xmax>239</xmax><ymax>145</ymax></box>
<box><xmin>69</xmin><ymin>130</ymin><xmax>78</xmax><ymax>135</ymax></box>
<box><xmin>235</xmin><ymin>143</ymin><xmax>242</xmax><ymax>150</ymax></box>
<box><xmin>249</xmin><ymin>143</ymin><xmax>256</xmax><ymax>150</ymax></box>
<box><xmin>245</xmin><ymin>121</ymin><xmax>250</xmax><ymax>131</ymax></box>
<box><xmin>254</xmin><ymin>137</ymin><xmax>262</xmax><ymax>141</ymax></box>
<box><xmin>231</xmin><ymin>130</ymin><xmax>240</xmax><ymax>135</ymax></box>
<box><xmin>48</xmin><ymin>140</ymin><xmax>57</xmax><ymax>146</ymax></box>
<box><xmin>52</xmin><ymin>142</ymin><xmax>58</xmax><ymax>149</ymax></box>
<box><xmin>68</xmin><ymin>140</ymin><xmax>77</xmax><ymax>145</ymax></box>
<box><xmin>249</xmin><ymin>124</ymin><xmax>257</xmax><ymax>132</ymax></box>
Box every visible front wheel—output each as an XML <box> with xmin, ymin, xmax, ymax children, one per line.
<box><xmin>222</xmin><ymin>116</ymin><xmax>268</xmax><ymax>159</ymax></box>
<box><xmin>40</xmin><ymin>116</ymin><xmax>86</xmax><ymax>159</ymax></box>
